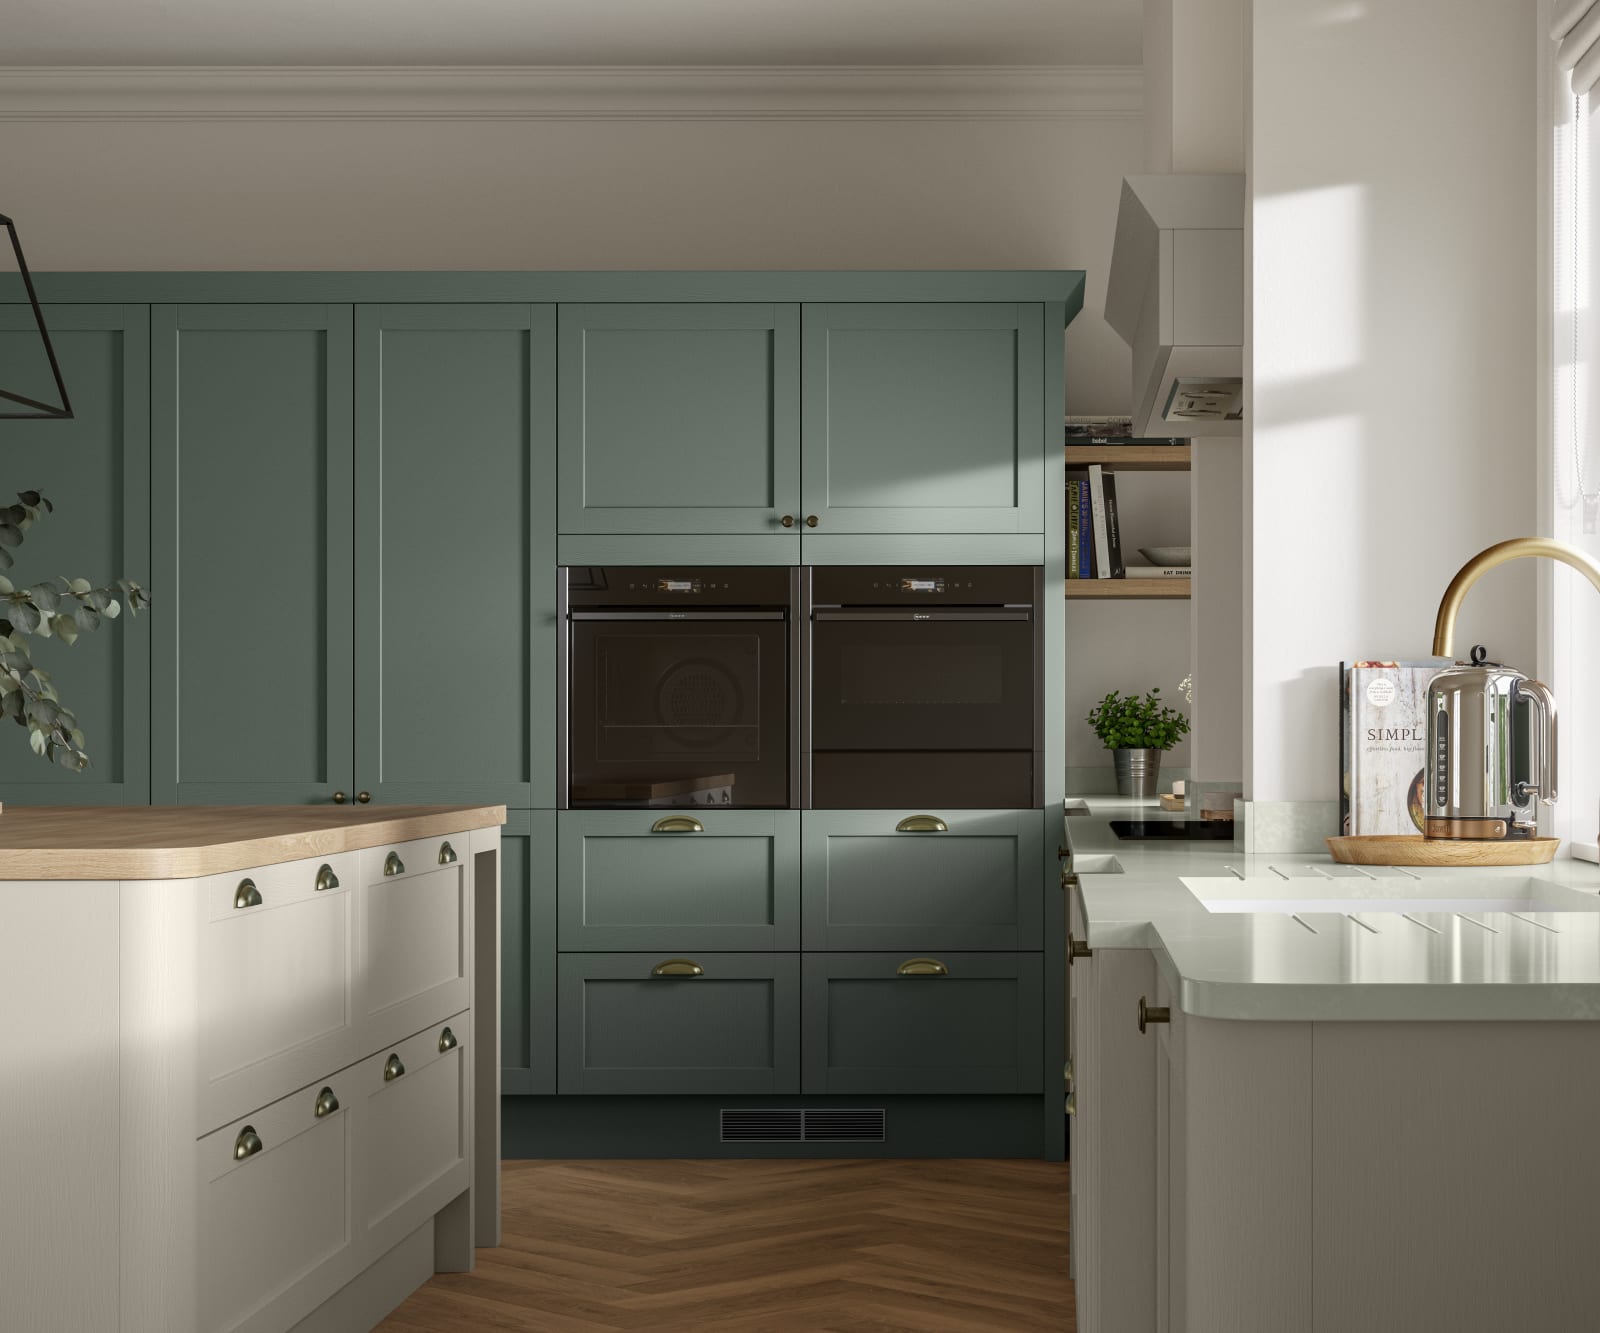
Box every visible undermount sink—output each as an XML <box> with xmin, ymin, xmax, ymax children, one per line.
<box><xmin>1182</xmin><ymin>875</ymin><xmax>1600</xmax><ymax>916</ymax></box>
<box><xmin>1074</xmin><ymin>854</ymin><xmax>1124</xmax><ymax>875</ymax></box>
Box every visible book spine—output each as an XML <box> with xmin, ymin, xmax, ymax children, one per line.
<box><xmin>1103</xmin><ymin>472</ymin><xmax>1124</xmax><ymax>578</ymax></box>
<box><xmin>1067</xmin><ymin>481</ymin><xmax>1079</xmax><ymax>578</ymax></box>
<box><xmin>1088</xmin><ymin>465</ymin><xmax>1111</xmax><ymax>580</ymax></box>
<box><xmin>1078</xmin><ymin>478</ymin><xmax>1091</xmax><ymax>577</ymax></box>
<box><xmin>1120</xmin><ymin>566</ymin><xmax>1191</xmax><ymax>578</ymax></box>
<box><xmin>1340</xmin><ymin>663</ymin><xmax>1352</xmax><ymax>836</ymax></box>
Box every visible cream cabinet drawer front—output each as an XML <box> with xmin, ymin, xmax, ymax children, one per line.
<box><xmin>356</xmin><ymin>1014</ymin><xmax>470</xmax><ymax>1253</ymax></box>
<box><xmin>198</xmin><ymin>1078</ymin><xmax>354</xmax><ymax>1333</ymax></box>
<box><xmin>361</xmin><ymin>834</ymin><xmax>466</xmax><ymax>888</ymax></box>
<box><xmin>198</xmin><ymin>853</ymin><xmax>358</xmax><ymax>1133</ymax></box>
<box><xmin>360</xmin><ymin>850</ymin><xmax>470</xmax><ymax>1051</ymax></box>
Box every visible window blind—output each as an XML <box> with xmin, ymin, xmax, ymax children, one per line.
<box><xmin>1555</xmin><ymin>0</ymin><xmax>1600</xmax><ymax>97</ymax></box>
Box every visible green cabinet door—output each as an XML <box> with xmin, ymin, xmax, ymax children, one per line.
<box><xmin>800</xmin><ymin>303</ymin><xmax>1044</xmax><ymax>534</ymax></box>
<box><xmin>558</xmin><ymin>952</ymin><xmax>800</xmax><ymax>1095</ymax></box>
<box><xmin>151</xmin><ymin>305</ymin><xmax>354</xmax><ymax>804</ymax></box>
<box><xmin>0</xmin><ymin>305</ymin><xmax>150</xmax><ymax>806</ymax></box>
<box><xmin>354</xmin><ymin>305</ymin><xmax>556</xmax><ymax>808</ymax></box>
<box><xmin>801</xmin><ymin>952</ymin><xmax>1043</xmax><ymax>1095</ymax></box>
<box><xmin>800</xmin><ymin>809</ymin><xmax>1043</xmax><ymax>952</ymax></box>
<box><xmin>501</xmin><ymin>811</ymin><xmax>556</xmax><ymax>1096</ymax></box>
<box><xmin>557</xmin><ymin>303</ymin><xmax>800</xmax><ymax>535</ymax></box>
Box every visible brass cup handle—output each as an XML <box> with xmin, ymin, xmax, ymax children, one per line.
<box><xmin>233</xmin><ymin>1126</ymin><xmax>263</xmax><ymax>1161</ymax></box>
<box><xmin>805</xmin><ymin>514</ymin><xmax>819</xmax><ymax>528</ymax></box>
<box><xmin>356</xmin><ymin>791</ymin><xmax>371</xmax><ymax>804</ymax></box>
<box><xmin>383</xmin><ymin>850</ymin><xmax>405</xmax><ymax>877</ymax></box>
<box><xmin>1068</xmin><ymin>931</ymin><xmax>1092</xmax><ymax>966</ymax></box>
<box><xmin>314</xmin><ymin>863</ymin><xmax>339</xmax><ymax>893</ymax></box>
<box><xmin>651</xmin><ymin>958</ymin><xmax>705</xmax><ymax>977</ymax></box>
<box><xmin>332</xmin><ymin>790</ymin><xmax>347</xmax><ymax>804</ymax></box>
<box><xmin>1138</xmin><ymin>996</ymin><xmax>1171</xmax><ymax>1034</ymax></box>
<box><xmin>233</xmin><ymin>878</ymin><xmax>262</xmax><ymax>910</ymax></box>
<box><xmin>383</xmin><ymin>1053</ymin><xmax>405</xmax><ymax>1082</ymax></box>
<box><xmin>651</xmin><ymin>815</ymin><xmax>704</xmax><ymax>834</ymax></box>
<box><xmin>897</xmin><ymin>957</ymin><xmax>949</xmax><ymax>976</ymax></box>
<box><xmin>779</xmin><ymin>514</ymin><xmax>796</xmax><ymax>528</ymax></box>
<box><xmin>313</xmin><ymin>1087</ymin><xmax>340</xmax><ymax>1118</ymax></box>
<box><xmin>895</xmin><ymin>815</ymin><xmax>948</xmax><ymax>834</ymax></box>
<box><xmin>1065</xmin><ymin>1092</ymin><xmax>1076</xmax><ymax>1116</ymax></box>
<box><xmin>438</xmin><ymin>1026</ymin><xmax>459</xmax><ymax>1053</ymax></box>
<box><xmin>438</xmin><ymin>840</ymin><xmax>458</xmax><ymax>865</ymax></box>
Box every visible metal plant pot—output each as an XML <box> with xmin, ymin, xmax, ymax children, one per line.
<box><xmin>1112</xmin><ymin>747</ymin><xmax>1163</xmax><ymax>798</ymax></box>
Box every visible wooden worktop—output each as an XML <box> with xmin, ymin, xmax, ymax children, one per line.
<box><xmin>0</xmin><ymin>804</ymin><xmax>507</xmax><ymax>880</ymax></box>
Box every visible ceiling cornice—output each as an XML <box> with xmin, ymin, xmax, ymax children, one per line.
<box><xmin>0</xmin><ymin>65</ymin><xmax>1142</xmax><ymax>122</ymax></box>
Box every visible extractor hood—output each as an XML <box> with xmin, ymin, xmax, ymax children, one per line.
<box><xmin>1105</xmin><ymin>173</ymin><xmax>1244</xmax><ymax>438</ymax></box>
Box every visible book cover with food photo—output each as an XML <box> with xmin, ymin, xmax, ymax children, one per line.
<box><xmin>1339</xmin><ymin>659</ymin><xmax>1451</xmax><ymax>836</ymax></box>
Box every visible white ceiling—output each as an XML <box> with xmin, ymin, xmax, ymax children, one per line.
<box><xmin>3</xmin><ymin>0</ymin><xmax>1142</xmax><ymax>67</ymax></box>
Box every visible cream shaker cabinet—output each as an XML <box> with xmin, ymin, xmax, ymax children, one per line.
<box><xmin>0</xmin><ymin>806</ymin><xmax>504</xmax><ymax>1333</ymax></box>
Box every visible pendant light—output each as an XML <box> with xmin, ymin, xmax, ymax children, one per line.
<box><xmin>0</xmin><ymin>213</ymin><xmax>71</xmax><ymax>420</ymax></box>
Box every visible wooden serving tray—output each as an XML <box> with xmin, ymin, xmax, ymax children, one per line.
<box><xmin>1326</xmin><ymin>835</ymin><xmax>1560</xmax><ymax>867</ymax></box>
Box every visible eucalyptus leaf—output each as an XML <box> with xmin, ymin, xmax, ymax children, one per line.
<box><xmin>10</xmin><ymin>603</ymin><xmax>39</xmax><ymax>634</ymax></box>
<box><xmin>28</xmin><ymin>727</ymin><xmax>44</xmax><ymax>755</ymax></box>
<box><xmin>28</xmin><ymin>584</ymin><xmax>59</xmax><ymax>613</ymax></box>
<box><xmin>50</xmin><ymin>615</ymin><xmax>78</xmax><ymax>645</ymax></box>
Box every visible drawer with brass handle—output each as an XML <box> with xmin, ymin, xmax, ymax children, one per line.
<box><xmin>359</xmin><ymin>843</ymin><xmax>470</xmax><ymax>1054</ymax></box>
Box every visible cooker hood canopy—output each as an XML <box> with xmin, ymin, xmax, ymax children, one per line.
<box><xmin>1105</xmin><ymin>173</ymin><xmax>1244</xmax><ymax>438</ymax></box>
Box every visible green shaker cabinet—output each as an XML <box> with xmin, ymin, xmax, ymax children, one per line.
<box><xmin>557</xmin><ymin>304</ymin><xmax>799</xmax><ymax>536</ymax></box>
<box><xmin>502</xmin><ymin>811</ymin><xmax>556</xmax><ymax>1095</ymax></box>
<box><xmin>0</xmin><ymin>305</ymin><xmax>150</xmax><ymax>806</ymax></box>
<box><xmin>801</xmin><ymin>952</ymin><xmax>1043</xmax><ymax>1095</ymax></box>
<box><xmin>354</xmin><ymin>304</ymin><xmax>557</xmax><ymax>808</ymax></box>
<box><xmin>152</xmin><ymin>305</ymin><xmax>354</xmax><ymax>805</ymax></box>
<box><xmin>800</xmin><ymin>303</ymin><xmax>1044</xmax><ymax>534</ymax></box>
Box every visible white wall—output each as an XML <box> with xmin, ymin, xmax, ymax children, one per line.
<box><xmin>1247</xmin><ymin>0</ymin><xmax>1538</xmax><ymax>806</ymax></box>
<box><xmin>0</xmin><ymin>111</ymin><xmax>1141</xmax><ymax>415</ymax></box>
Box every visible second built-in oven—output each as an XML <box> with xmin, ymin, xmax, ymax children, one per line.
<box><xmin>805</xmin><ymin>566</ymin><xmax>1043</xmax><ymax>809</ymax></box>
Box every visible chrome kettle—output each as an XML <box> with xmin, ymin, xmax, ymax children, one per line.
<box><xmin>1424</xmin><ymin>646</ymin><xmax>1557</xmax><ymax>840</ymax></box>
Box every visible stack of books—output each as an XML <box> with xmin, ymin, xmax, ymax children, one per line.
<box><xmin>1066</xmin><ymin>464</ymin><xmax>1122</xmax><ymax>579</ymax></box>
<box><xmin>1064</xmin><ymin>414</ymin><xmax>1185</xmax><ymax>447</ymax></box>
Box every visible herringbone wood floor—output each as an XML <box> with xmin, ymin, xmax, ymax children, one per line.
<box><xmin>377</xmin><ymin>1159</ymin><xmax>1074</xmax><ymax>1331</ymax></box>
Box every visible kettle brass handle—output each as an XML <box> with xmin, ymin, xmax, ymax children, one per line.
<box><xmin>438</xmin><ymin>1026</ymin><xmax>458</xmax><ymax>1053</ymax></box>
<box><xmin>314</xmin><ymin>863</ymin><xmax>339</xmax><ymax>892</ymax></box>
<box><xmin>233</xmin><ymin>1126</ymin><xmax>263</xmax><ymax>1161</ymax></box>
<box><xmin>383</xmin><ymin>1053</ymin><xmax>405</xmax><ymax>1082</ymax></box>
<box><xmin>651</xmin><ymin>958</ymin><xmax>705</xmax><ymax>977</ymax></box>
<box><xmin>895</xmin><ymin>815</ymin><xmax>948</xmax><ymax>834</ymax></box>
<box><xmin>651</xmin><ymin>816</ymin><xmax>704</xmax><ymax>834</ymax></box>
<box><xmin>383</xmin><ymin>850</ymin><xmax>405</xmax><ymax>877</ymax></box>
<box><xmin>1138</xmin><ymin>996</ymin><xmax>1171</xmax><ymax>1034</ymax></box>
<box><xmin>438</xmin><ymin>840</ymin><xmax>458</xmax><ymax>865</ymax></box>
<box><xmin>233</xmin><ymin>878</ymin><xmax>262</xmax><ymax>910</ymax></box>
<box><xmin>313</xmin><ymin>1086</ymin><xmax>340</xmax><ymax>1118</ymax></box>
<box><xmin>896</xmin><ymin>957</ymin><xmax>949</xmax><ymax>976</ymax></box>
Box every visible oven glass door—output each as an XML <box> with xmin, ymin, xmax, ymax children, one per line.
<box><xmin>808</xmin><ymin>610</ymin><xmax>1035</xmax><ymax>808</ymax></box>
<box><xmin>569</xmin><ymin>615</ymin><xmax>789</xmax><ymax>808</ymax></box>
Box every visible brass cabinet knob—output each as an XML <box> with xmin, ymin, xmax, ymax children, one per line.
<box><xmin>438</xmin><ymin>1026</ymin><xmax>459</xmax><ymax>1053</ymax></box>
<box><xmin>1058</xmin><ymin>845</ymin><xmax>1072</xmax><ymax>860</ymax></box>
<box><xmin>805</xmin><ymin>514</ymin><xmax>819</xmax><ymax>528</ymax></box>
<box><xmin>383</xmin><ymin>1053</ymin><xmax>405</xmax><ymax>1082</ymax></box>
<box><xmin>383</xmin><ymin>850</ymin><xmax>405</xmax><ymax>877</ymax></box>
<box><xmin>438</xmin><ymin>841</ymin><xmax>458</xmax><ymax>865</ymax></box>
<box><xmin>650</xmin><ymin>815</ymin><xmax>704</xmax><ymax>834</ymax></box>
<box><xmin>1138</xmin><ymin>996</ymin><xmax>1171</xmax><ymax>1034</ymax></box>
<box><xmin>313</xmin><ymin>1086</ymin><xmax>340</xmax><ymax>1118</ymax></box>
<box><xmin>651</xmin><ymin>958</ymin><xmax>705</xmax><ymax>977</ymax></box>
<box><xmin>356</xmin><ymin>791</ymin><xmax>371</xmax><ymax>804</ymax></box>
<box><xmin>896</xmin><ymin>957</ymin><xmax>949</xmax><ymax>976</ymax></box>
<box><xmin>1064</xmin><ymin>1058</ymin><xmax>1074</xmax><ymax>1087</ymax></box>
<box><xmin>314</xmin><ymin>863</ymin><xmax>339</xmax><ymax>892</ymax></box>
<box><xmin>233</xmin><ymin>1126</ymin><xmax>263</xmax><ymax>1161</ymax></box>
<box><xmin>233</xmin><ymin>878</ymin><xmax>262</xmax><ymax>910</ymax></box>
<box><xmin>1068</xmin><ymin>931</ymin><xmax>1092</xmax><ymax>966</ymax></box>
<box><xmin>332</xmin><ymin>790</ymin><xmax>347</xmax><ymax>804</ymax></box>
<box><xmin>779</xmin><ymin>514</ymin><xmax>796</xmax><ymax>528</ymax></box>
<box><xmin>1065</xmin><ymin>1092</ymin><xmax>1077</xmax><ymax>1116</ymax></box>
<box><xmin>895</xmin><ymin>814</ymin><xmax>948</xmax><ymax>833</ymax></box>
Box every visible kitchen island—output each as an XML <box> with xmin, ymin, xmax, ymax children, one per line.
<box><xmin>0</xmin><ymin>805</ymin><xmax>505</xmax><ymax>1333</ymax></box>
<box><xmin>1065</xmin><ymin>799</ymin><xmax>1600</xmax><ymax>1333</ymax></box>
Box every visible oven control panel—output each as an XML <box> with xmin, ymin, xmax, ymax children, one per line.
<box><xmin>566</xmin><ymin>566</ymin><xmax>793</xmax><ymax>608</ymax></box>
<box><xmin>812</xmin><ymin>566</ymin><xmax>1036</xmax><ymax>606</ymax></box>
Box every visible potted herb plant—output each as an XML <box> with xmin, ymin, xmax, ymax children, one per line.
<box><xmin>1085</xmin><ymin>687</ymin><xmax>1190</xmax><ymax>797</ymax></box>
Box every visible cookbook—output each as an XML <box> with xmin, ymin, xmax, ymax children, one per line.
<box><xmin>1339</xmin><ymin>659</ymin><xmax>1451</xmax><ymax>836</ymax></box>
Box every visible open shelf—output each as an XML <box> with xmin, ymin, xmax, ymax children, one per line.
<box><xmin>1064</xmin><ymin>444</ymin><xmax>1191</xmax><ymax>472</ymax></box>
<box><xmin>1064</xmin><ymin>578</ymin><xmax>1191</xmax><ymax>600</ymax></box>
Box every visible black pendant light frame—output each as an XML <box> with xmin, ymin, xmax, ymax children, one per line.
<box><xmin>0</xmin><ymin>213</ymin><xmax>72</xmax><ymax>420</ymax></box>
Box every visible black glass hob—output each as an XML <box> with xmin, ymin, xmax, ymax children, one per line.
<box><xmin>1109</xmin><ymin>820</ymin><xmax>1236</xmax><ymax>841</ymax></box>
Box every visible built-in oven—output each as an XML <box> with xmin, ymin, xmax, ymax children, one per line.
<box><xmin>805</xmin><ymin>566</ymin><xmax>1043</xmax><ymax>809</ymax></box>
<box><xmin>559</xmin><ymin>567</ymin><xmax>798</xmax><ymax>809</ymax></box>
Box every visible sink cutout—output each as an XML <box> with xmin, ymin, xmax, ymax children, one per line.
<box><xmin>1181</xmin><ymin>874</ymin><xmax>1600</xmax><ymax>915</ymax></box>
<box><xmin>1075</xmin><ymin>855</ymin><xmax>1124</xmax><ymax>875</ymax></box>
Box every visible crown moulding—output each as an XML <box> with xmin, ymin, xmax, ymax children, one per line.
<box><xmin>0</xmin><ymin>64</ymin><xmax>1142</xmax><ymax>122</ymax></box>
